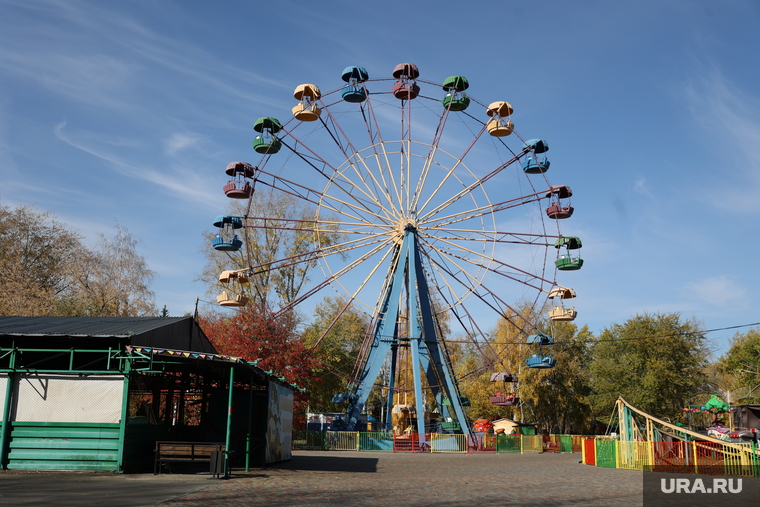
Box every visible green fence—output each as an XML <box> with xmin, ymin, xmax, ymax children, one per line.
<box><xmin>595</xmin><ymin>439</ymin><xmax>617</xmax><ymax>468</ymax></box>
<box><xmin>496</xmin><ymin>434</ymin><xmax>521</xmax><ymax>453</ymax></box>
<box><xmin>325</xmin><ymin>431</ymin><xmax>359</xmax><ymax>451</ymax></box>
<box><xmin>292</xmin><ymin>430</ymin><xmax>327</xmax><ymax>450</ymax></box>
<box><xmin>559</xmin><ymin>435</ymin><xmax>573</xmax><ymax>452</ymax></box>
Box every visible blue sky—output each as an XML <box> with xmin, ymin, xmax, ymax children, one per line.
<box><xmin>1</xmin><ymin>0</ymin><xmax>758</xmax><ymax>356</ymax></box>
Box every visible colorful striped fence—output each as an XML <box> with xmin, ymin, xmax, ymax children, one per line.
<box><xmin>293</xmin><ymin>431</ymin><xmax>578</xmax><ymax>454</ymax></box>
<box><xmin>582</xmin><ymin>438</ymin><xmax>760</xmax><ymax>477</ymax></box>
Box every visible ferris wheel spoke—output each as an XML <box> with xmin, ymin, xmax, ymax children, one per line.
<box><xmin>423</xmin><ymin>251</ymin><xmax>537</xmax><ymax>334</ymax></box>
<box><xmin>410</xmin><ymin>104</ymin><xmax>458</xmax><ymax>211</ymax></box>
<box><xmin>308</xmin><ymin>244</ymin><xmax>396</xmax><ymax>351</ymax></box>
<box><xmin>421</xmin><ymin>233</ymin><xmax>554</xmax><ymax>302</ymax></box>
<box><xmin>426</xmin><ymin>233</ymin><xmax>552</xmax><ymax>282</ymax></box>
<box><xmin>432</xmin><ymin>293</ymin><xmax>514</xmax><ymax>381</ymax></box>
<box><xmin>272</xmin><ymin>237</ymin><xmax>395</xmax><ymax>319</ymax></box>
<box><xmin>410</xmin><ymin>134</ymin><xmax>446</xmax><ymax>213</ymax></box>
<box><xmin>256</xmin><ymin>168</ymin><xmax>390</xmax><ymax>227</ymax></box>
<box><xmin>421</xmin><ymin>242</ymin><xmax>487</xmax><ymax>304</ymax></box>
<box><xmin>424</xmin><ymin>258</ymin><xmax>534</xmax><ymax>339</ymax></box>
<box><xmin>315</xmin><ymin>98</ymin><xmax>403</xmax><ymax>220</ymax></box>
<box><xmin>254</xmin><ymin>174</ymin><xmax>322</xmax><ymax>208</ymax></box>
<box><xmin>429</xmin><ymin>227</ymin><xmax>558</xmax><ymax>246</ymax></box>
<box><xmin>243</xmin><ymin>216</ymin><xmax>392</xmax><ymax>237</ymax></box>
<box><xmin>319</xmin><ymin>90</ymin><xmax>406</xmax><ymax>219</ymax></box>
<box><xmin>413</xmin><ymin>124</ymin><xmax>489</xmax><ymax>215</ymax></box>
<box><xmin>276</xmin><ymin>138</ymin><xmax>398</xmax><ymax>224</ymax></box>
<box><xmin>254</xmin><ymin>169</ymin><xmax>354</xmax><ymax>217</ymax></box>
<box><xmin>364</xmin><ymin>95</ymin><xmax>408</xmax><ymax>211</ymax></box>
<box><xmin>243</xmin><ymin>231</ymin><xmax>390</xmax><ymax>287</ymax></box>
<box><xmin>254</xmin><ymin>233</ymin><xmax>392</xmax><ymax>270</ymax></box>
<box><xmin>421</xmin><ymin>263</ymin><xmax>492</xmax><ymax>344</ymax></box>
<box><xmin>253</xmin><ymin>135</ymin><xmax>392</xmax><ymax>224</ymax></box>
<box><xmin>358</xmin><ymin>92</ymin><xmax>407</xmax><ymax>212</ymax></box>
<box><xmin>398</xmin><ymin>100</ymin><xmax>414</xmax><ymax>210</ymax></box>
<box><xmin>423</xmin><ymin>196</ymin><xmax>544</xmax><ymax>230</ymax></box>
<box><xmin>281</xmin><ymin>129</ymin><xmax>399</xmax><ymax>223</ymax></box>
<box><xmin>417</xmin><ymin>146</ymin><xmax>531</xmax><ymax>224</ymax></box>
<box><xmin>421</xmin><ymin>190</ymin><xmax>546</xmax><ymax>231</ymax></box>
<box><xmin>374</xmin><ymin>139</ymin><xmax>404</xmax><ymax>215</ymax></box>
<box><xmin>318</xmin><ymin>234</ymin><xmax>393</xmax><ymax>262</ymax></box>
<box><xmin>422</xmin><ymin>234</ymin><xmax>554</xmax><ymax>291</ymax></box>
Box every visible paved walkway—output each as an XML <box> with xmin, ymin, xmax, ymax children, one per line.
<box><xmin>5</xmin><ymin>450</ymin><xmax>760</xmax><ymax>506</ymax></box>
<box><xmin>160</xmin><ymin>450</ymin><xmax>643</xmax><ymax>507</ymax></box>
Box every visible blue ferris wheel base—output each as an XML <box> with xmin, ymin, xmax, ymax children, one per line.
<box><xmin>333</xmin><ymin>229</ymin><xmax>471</xmax><ymax>436</ymax></box>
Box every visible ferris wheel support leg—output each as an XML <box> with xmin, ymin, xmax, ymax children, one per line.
<box><xmin>407</xmin><ymin>242</ymin><xmax>428</xmax><ymax>439</ymax></box>
<box><xmin>343</xmin><ymin>243</ymin><xmax>408</xmax><ymax>431</ymax></box>
<box><xmin>417</xmin><ymin>343</ymin><xmax>453</xmax><ymax>424</ymax></box>
<box><xmin>384</xmin><ymin>343</ymin><xmax>398</xmax><ymax>431</ymax></box>
<box><xmin>413</xmin><ymin>319</ymin><xmax>457</xmax><ymax>429</ymax></box>
<box><xmin>411</xmin><ymin>233</ymin><xmax>471</xmax><ymax>436</ymax></box>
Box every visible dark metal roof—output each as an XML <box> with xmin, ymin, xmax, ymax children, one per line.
<box><xmin>0</xmin><ymin>316</ymin><xmax>217</xmax><ymax>353</ymax></box>
<box><xmin>0</xmin><ymin>317</ymin><xmax>303</xmax><ymax>392</ymax></box>
<box><xmin>0</xmin><ymin>316</ymin><xmax>185</xmax><ymax>337</ymax></box>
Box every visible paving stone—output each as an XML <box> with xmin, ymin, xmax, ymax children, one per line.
<box><xmin>160</xmin><ymin>450</ymin><xmax>644</xmax><ymax>507</ymax></box>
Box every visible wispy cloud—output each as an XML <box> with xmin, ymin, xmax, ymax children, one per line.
<box><xmin>0</xmin><ymin>98</ymin><xmax>18</xmax><ymax>180</ymax></box>
<box><xmin>683</xmin><ymin>62</ymin><xmax>760</xmax><ymax>212</ymax></box>
<box><xmin>632</xmin><ymin>176</ymin><xmax>653</xmax><ymax>199</ymax></box>
<box><xmin>0</xmin><ymin>51</ymin><xmax>141</xmax><ymax>111</ymax></box>
<box><xmin>0</xmin><ymin>1</ymin><xmax>288</xmax><ymax>119</ymax></box>
<box><xmin>53</xmin><ymin>121</ymin><xmax>221</xmax><ymax>208</ymax></box>
<box><xmin>679</xmin><ymin>275</ymin><xmax>749</xmax><ymax>312</ymax></box>
<box><xmin>164</xmin><ymin>133</ymin><xmax>206</xmax><ymax>156</ymax></box>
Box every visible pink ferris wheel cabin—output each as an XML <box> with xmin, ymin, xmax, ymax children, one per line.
<box><xmin>391</xmin><ymin>62</ymin><xmax>420</xmax><ymax>100</ymax></box>
<box><xmin>546</xmin><ymin>184</ymin><xmax>574</xmax><ymax>219</ymax></box>
<box><xmin>223</xmin><ymin>161</ymin><xmax>255</xmax><ymax>199</ymax></box>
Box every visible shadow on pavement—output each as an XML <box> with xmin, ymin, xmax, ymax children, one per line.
<box><xmin>265</xmin><ymin>453</ymin><xmax>379</xmax><ymax>473</ymax></box>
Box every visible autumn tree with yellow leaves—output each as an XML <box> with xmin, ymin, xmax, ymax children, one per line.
<box><xmin>456</xmin><ymin>307</ymin><xmax>595</xmax><ymax>434</ymax></box>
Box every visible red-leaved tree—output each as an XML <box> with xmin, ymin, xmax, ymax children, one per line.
<box><xmin>199</xmin><ymin>307</ymin><xmax>319</xmax><ymax>428</ymax></box>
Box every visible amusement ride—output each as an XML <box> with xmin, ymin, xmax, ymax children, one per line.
<box><xmin>209</xmin><ymin>63</ymin><xmax>583</xmax><ymax>437</ymax></box>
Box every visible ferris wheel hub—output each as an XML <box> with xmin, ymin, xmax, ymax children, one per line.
<box><xmin>392</xmin><ymin>217</ymin><xmax>419</xmax><ymax>245</ymax></box>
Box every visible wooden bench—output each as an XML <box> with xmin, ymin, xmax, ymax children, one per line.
<box><xmin>154</xmin><ymin>441</ymin><xmax>226</xmax><ymax>476</ymax></box>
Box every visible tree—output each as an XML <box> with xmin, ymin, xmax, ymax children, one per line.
<box><xmin>718</xmin><ymin>328</ymin><xmax>760</xmax><ymax>403</ymax></box>
<box><xmin>62</xmin><ymin>224</ymin><xmax>157</xmax><ymax>316</ymax></box>
<box><xmin>457</xmin><ymin>310</ymin><xmax>594</xmax><ymax>434</ymax></box>
<box><xmin>300</xmin><ymin>296</ymin><xmax>368</xmax><ymax>413</ymax></box>
<box><xmin>589</xmin><ymin>312</ymin><xmax>708</xmax><ymax>422</ymax></box>
<box><xmin>0</xmin><ymin>202</ymin><xmax>157</xmax><ymax>317</ymax></box>
<box><xmin>0</xmin><ymin>203</ymin><xmax>85</xmax><ymax>315</ymax></box>
<box><xmin>198</xmin><ymin>190</ymin><xmax>344</xmax><ymax>310</ymax></box>
<box><xmin>519</xmin><ymin>323</ymin><xmax>594</xmax><ymax>434</ymax></box>
<box><xmin>199</xmin><ymin>306</ymin><xmax>316</xmax><ymax>426</ymax></box>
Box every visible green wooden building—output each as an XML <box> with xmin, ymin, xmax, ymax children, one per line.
<box><xmin>0</xmin><ymin>316</ymin><xmax>296</xmax><ymax>472</ymax></box>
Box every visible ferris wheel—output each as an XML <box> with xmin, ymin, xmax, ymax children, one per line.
<box><xmin>210</xmin><ymin>63</ymin><xmax>582</xmax><ymax>435</ymax></box>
